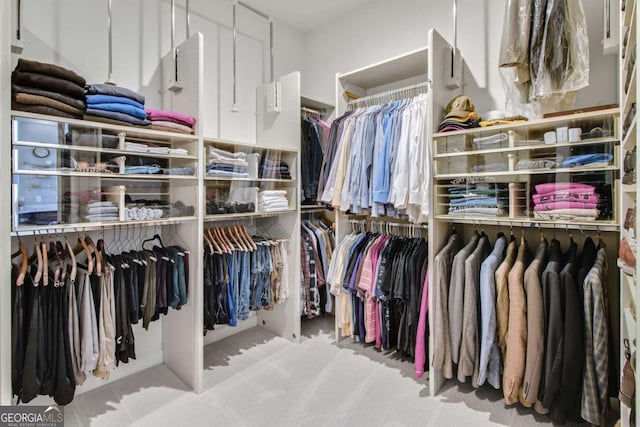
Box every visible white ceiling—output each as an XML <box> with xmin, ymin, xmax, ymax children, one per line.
<box><xmin>238</xmin><ymin>0</ymin><xmax>376</xmax><ymax>32</ymax></box>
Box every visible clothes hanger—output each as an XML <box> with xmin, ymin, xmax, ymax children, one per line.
<box><xmin>229</xmin><ymin>225</ymin><xmax>247</xmax><ymax>252</ymax></box>
<box><xmin>12</xmin><ymin>233</ymin><xmax>28</xmax><ymax>286</ymax></box>
<box><xmin>233</xmin><ymin>224</ymin><xmax>251</xmax><ymax>251</ymax></box>
<box><xmin>41</xmin><ymin>239</ymin><xmax>49</xmax><ymax>286</ymax></box>
<box><xmin>85</xmin><ymin>234</ymin><xmax>102</xmax><ymax>276</ymax></box>
<box><xmin>214</xmin><ymin>227</ymin><xmax>233</xmax><ymax>253</ymax></box>
<box><xmin>225</xmin><ymin>226</ymin><xmax>243</xmax><ymax>251</ymax></box>
<box><xmin>241</xmin><ymin>225</ymin><xmax>257</xmax><ymax>251</ymax></box>
<box><xmin>65</xmin><ymin>234</ymin><xmax>77</xmax><ymax>283</ymax></box>
<box><xmin>31</xmin><ymin>233</ymin><xmax>43</xmax><ymax>286</ymax></box>
<box><xmin>73</xmin><ymin>229</ymin><xmax>93</xmax><ymax>274</ymax></box>
<box><xmin>202</xmin><ymin>227</ymin><xmax>215</xmax><ymax>253</ymax></box>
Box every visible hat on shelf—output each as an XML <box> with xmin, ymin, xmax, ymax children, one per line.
<box><xmin>444</xmin><ymin>95</ymin><xmax>476</xmax><ymax>119</ymax></box>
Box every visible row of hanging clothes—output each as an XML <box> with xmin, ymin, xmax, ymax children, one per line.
<box><xmin>432</xmin><ymin>226</ymin><xmax>611</xmax><ymax>426</ymax></box>
<box><xmin>326</xmin><ymin>220</ymin><xmax>430</xmax><ymax>378</ymax></box>
<box><xmin>301</xmin><ymin>107</ymin><xmax>330</xmax><ymax>206</ymax></box>
<box><xmin>317</xmin><ymin>85</ymin><xmax>431</xmax><ymax>223</ymax></box>
<box><xmin>10</xmin><ymin>226</ymin><xmax>190</xmax><ymax>405</ymax></box>
<box><xmin>300</xmin><ymin>216</ymin><xmax>336</xmax><ymax>319</ymax></box>
<box><xmin>203</xmin><ymin>224</ymin><xmax>289</xmax><ymax>333</ymax></box>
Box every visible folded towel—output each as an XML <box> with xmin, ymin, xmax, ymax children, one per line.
<box><xmin>12</xmin><ymin>71</ymin><xmax>86</xmax><ymax>99</ymax></box>
<box><xmin>146</xmin><ymin>109</ymin><xmax>196</xmax><ymax>126</ymax></box>
<box><xmin>86</xmin><ymin>94</ymin><xmax>144</xmax><ymax>110</ymax></box>
<box><xmin>533</xmin><ymin>201</ymin><xmax>599</xmax><ymax>211</ymax></box>
<box><xmin>14</xmin><ymin>92</ymin><xmax>85</xmax><ymax>116</ymax></box>
<box><xmin>85</xmin><ymin>108</ymin><xmax>151</xmax><ymax>126</ymax></box>
<box><xmin>15</xmin><ymin>58</ymin><xmax>86</xmax><ymax>87</ymax></box>
<box><xmin>12</xmin><ymin>84</ymin><xmax>86</xmax><ymax>110</ymax></box>
<box><xmin>169</xmin><ymin>148</ymin><xmax>189</xmax><ymax>156</ymax></box>
<box><xmin>208</xmin><ymin>146</ymin><xmax>247</xmax><ymax>160</ymax></box>
<box><xmin>87</xmin><ymin>102</ymin><xmax>147</xmax><ymax>120</ymax></box>
<box><xmin>85</xmin><ymin>83</ymin><xmax>145</xmax><ymax>105</ymax></box>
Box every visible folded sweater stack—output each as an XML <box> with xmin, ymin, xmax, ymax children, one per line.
<box><xmin>85</xmin><ymin>84</ymin><xmax>150</xmax><ymax>127</ymax></box>
<box><xmin>258</xmin><ymin>190</ymin><xmax>289</xmax><ymax>212</ymax></box>
<box><xmin>147</xmin><ymin>109</ymin><xmax>196</xmax><ymax>134</ymax></box>
<box><xmin>533</xmin><ymin>182</ymin><xmax>600</xmax><ymax>221</ymax></box>
<box><xmin>12</xmin><ymin>58</ymin><xmax>87</xmax><ymax>119</ymax></box>
<box><xmin>447</xmin><ymin>184</ymin><xmax>506</xmax><ymax>217</ymax></box>
<box><xmin>207</xmin><ymin>146</ymin><xmax>249</xmax><ymax>178</ymax></box>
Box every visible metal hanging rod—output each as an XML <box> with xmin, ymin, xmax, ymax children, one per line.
<box><xmin>347</xmin><ymin>218</ymin><xmax>429</xmax><ymax>230</ymax></box>
<box><xmin>232</xmin><ymin>0</ymin><xmax>274</xmax><ymax>112</ymax></box>
<box><xmin>301</xmin><ymin>106</ymin><xmax>323</xmax><ymax>116</ymax></box>
<box><xmin>347</xmin><ymin>80</ymin><xmax>430</xmax><ymax>109</ymax></box>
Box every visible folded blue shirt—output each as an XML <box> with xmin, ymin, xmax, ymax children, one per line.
<box><xmin>86</xmin><ymin>94</ymin><xmax>144</xmax><ymax>110</ymax></box>
<box><xmin>561</xmin><ymin>153</ymin><xmax>614</xmax><ymax>168</ymax></box>
<box><xmin>450</xmin><ymin>197</ymin><xmax>499</xmax><ymax>207</ymax></box>
<box><xmin>87</xmin><ymin>102</ymin><xmax>147</xmax><ymax>120</ymax></box>
<box><xmin>85</xmin><ymin>83</ymin><xmax>145</xmax><ymax>105</ymax></box>
<box><xmin>85</xmin><ymin>108</ymin><xmax>151</xmax><ymax>126</ymax></box>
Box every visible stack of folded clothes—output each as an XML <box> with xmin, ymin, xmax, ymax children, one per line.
<box><xmin>146</xmin><ymin>109</ymin><xmax>196</xmax><ymax>134</ymax></box>
<box><xmin>79</xmin><ymin>200</ymin><xmax>119</xmax><ymax>223</ymax></box>
<box><xmin>447</xmin><ymin>183</ymin><xmax>507</xmax><ymax>217</ymax></box>
<box><xmin>258</xmin><ymin>190</ymin><xmax>290</xmax><ymax>212</ymax></box>
<box><xmin>85</xmin><ymin>84</ymin><xmax>150</xmax><ymax>126</ymax></box>
<box><xmin>472</xmin><ymin>133</ymin><xmax>509</xmax><ymax>150</ymax></box>
<box><xmin>561</xmin><ymin>153</ymin><xmax>614</xmax><ymax>168</ymax></box>
<box><xmin>532</xmin><ymin>182</ymin><xmax>600</xmax><ymax>221</ymax></box>
<box><xmin>438</xmin><ymin>95</ymin><xmax>480</xmax><ymax>132</ymax></box>
<box><xmin>259</xmin><ymin>158</ymin><xmax>292</xmax><ymax>180</ymax></box>
<box><xmin>12</xmin><ymin>58</ymin><xmax>87</xmax><ymax>119</ymax></box>
<box><xmin>515</xmin><ymin>155</ymin><xmax>564</xmax><ymax>170</ymax></box>
<box><xmin>207</xmin><ymin>146</ymin><xmax>249</xmax><ymax>178</ymax></box>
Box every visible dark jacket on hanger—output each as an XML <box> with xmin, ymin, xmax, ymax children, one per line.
<box><xmin>553</xmin><ymin>240</ymin><xmax>584</xmax><ymax>424</ymax></box>
<box><xmin>540</xmin><ymin>239</ymin><xmax>563</xmax><ymax>411</ymax></box>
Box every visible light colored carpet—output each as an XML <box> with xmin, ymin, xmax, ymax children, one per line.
<box><xmin>63</xmin><ymin>316</ymin><xmax>617</xmax><ymax>426</ymax></box>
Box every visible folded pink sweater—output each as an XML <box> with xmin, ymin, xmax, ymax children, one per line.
<box><xmin>146</xmin><ymin>108</ymin><xmax>196</xmax><ymax>126</ymax></box>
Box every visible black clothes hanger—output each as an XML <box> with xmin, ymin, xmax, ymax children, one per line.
<box><xmin>142</xmin><ymin>233</ymin><xmax>165</xmax><ymax>251</ymax></box>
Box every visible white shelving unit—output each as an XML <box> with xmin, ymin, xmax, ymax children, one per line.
<box><xmin>620</xmin><ymin>0</ymin><xmax>639</xmax><ymax>424</ymax></box>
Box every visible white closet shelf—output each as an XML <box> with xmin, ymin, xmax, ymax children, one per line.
<box><xmin>434</xmin><ymin>165</ymin><xmax>619</xmax><ymax>179</ymax></box>
<box><xmin>433</xmin><ymin>137</ymin><xmax>619</xmax><ymax>159</ymax></box>
<box><xmin>203</xmin><ymin>137</ymin><xmax>297</xmax><ymax>154</ymax></box>
<box><xmin>203</xmin><ymin>209</ymin><xmax>297</xmax><ymax>222</ymax></box>
<box><xmin>12</xmin><ymin>170</ymin><xmax>197</xmax><ymax>180</ymax></box>
<box><xmin>10</xmin><ymin>216</ymin><xmax>197</xmax><ymax>235</ymax></box>
<box><xmin>13</xmin><ymin>140</ymin><xmax>198</xmax><ymax>160</ymax></box>
<box><xmin>623</xmin><ymin>183</ymin><xmax>638</xmax><ymax>193</ymax></box>
<box><xmin>204</xmin><ymin>177</ymin><xmax>296</xmax><ymax>184</ymax></box>
<box><xmin>12</xmin><ymin>111</ymin><xmax>198</xmax><ymax>142</ymax></box>
<box><xmin>433</xmin><ymin>108</ymin><xmax>621</xmax><ymax>138</ymax></box>
<box><xmin>433</xmin><ymin>215</ymin><xmax>620</xmax><ymax>231</ymax></box>
<box><xmin>338</xmin><ymin>47</ymin><xmax>428</xmax><ymax>89</ymax></box>
<box><xmin>300</xmin><ymin>96</ymin><xmax>334</xmax><ymax>112</ymax></box>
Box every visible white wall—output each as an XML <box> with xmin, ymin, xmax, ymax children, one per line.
<box><xmin>12</xmin><ymin>0</ymin><xmax>305</xmax><ymax>143</ymax></box>
<box><xmin>302</xmin><ymin>0</ymin><xmax>618</xmax><ymax>116</ymax></box>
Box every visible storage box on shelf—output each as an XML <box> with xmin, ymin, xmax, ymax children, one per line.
<box><xmin>11</xmin><ymin>112</ymin><xmax>198</xmax><ymax>231</ymax></box>
<box><xmin>203</xmin><ymin>138</ymin><xmax>298</xmax><ymax>220</ymax></box>
<box><xmin>432</xmin><ymin>108</ymin><xmax>620</xmax><ymax>229</ymax></box>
